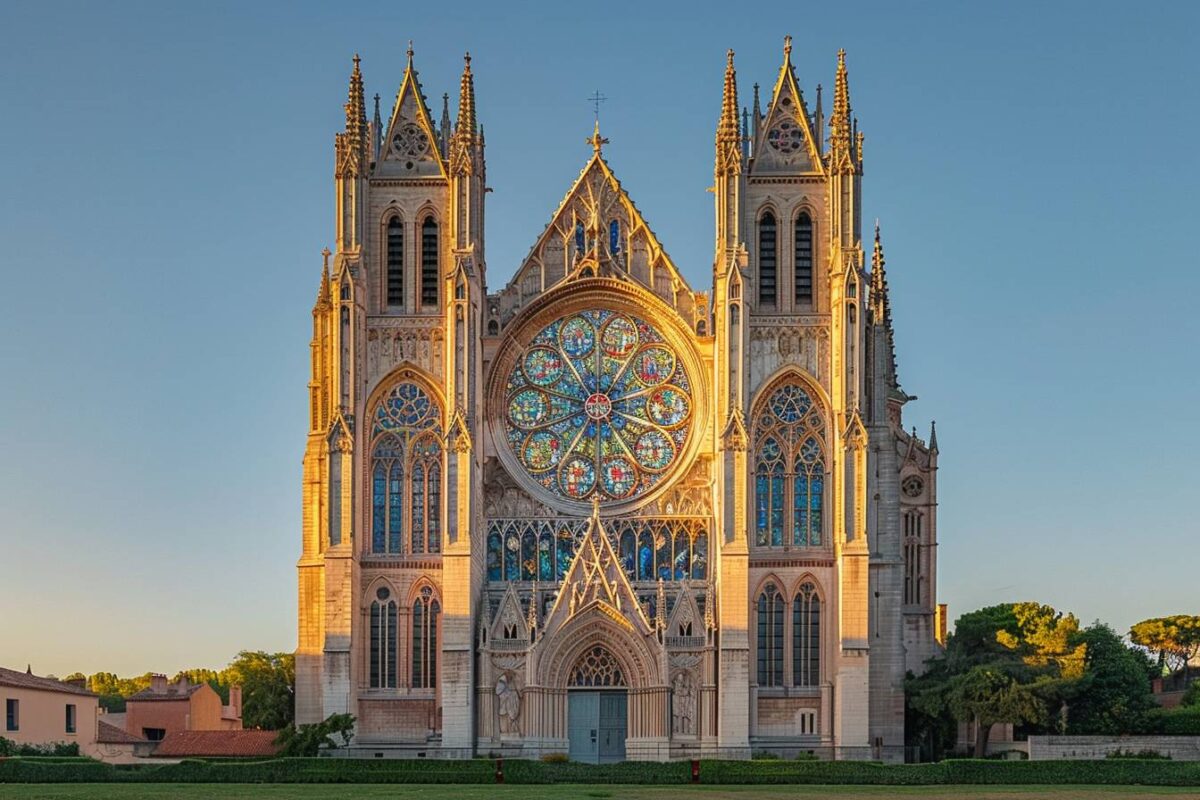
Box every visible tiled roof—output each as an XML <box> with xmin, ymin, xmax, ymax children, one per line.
<box><xmin>96</xmin><ymin>720</ymin><xmax>147</xmax><ymax>745</ymax></box>
<box><xmin>127</xmin><ymin>683</ymin><xmax>204</xmax><ymax>702</ymax></box>
<box><xmin>0</xmin><ymin>666</ymin><xmax>96</xmax><ymax>697</ymax></box>
<box><xmin>152</xmin><ymin>730</ymin><xmax>280</xmax><ymax>758</ymax></box>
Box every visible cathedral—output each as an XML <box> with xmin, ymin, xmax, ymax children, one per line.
<box><xmin>296</xmin><ymin>38</ymin><xmax>943</xmax><ymax>763</ymax></box>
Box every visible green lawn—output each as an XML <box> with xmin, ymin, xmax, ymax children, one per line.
<box><xmin>1</xmin><ymin>787</ymin><xmax>1198</xmax><ymax>800</ymax></box>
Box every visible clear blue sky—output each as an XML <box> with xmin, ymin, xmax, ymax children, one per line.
<box><xmin>1</xmin><ymin>1</ymin><xmax>1196</xmax><ymax>677</ymax></box>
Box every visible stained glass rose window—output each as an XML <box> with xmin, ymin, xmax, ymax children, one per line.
<box><xmin>503</xmin><ymin>309</ymin><xmax>694</xmax><ymax>504</ymax></box>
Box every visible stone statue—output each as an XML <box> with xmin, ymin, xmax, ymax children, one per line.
<box><xmin>496</xmin><ymin>673</ymin><xmax>521</xmax><ymax>734</ymax></box>
<box><xmin>672</xmin><ymin>672</ymin><xmax>695</xmax><ymax>735</ymax></box>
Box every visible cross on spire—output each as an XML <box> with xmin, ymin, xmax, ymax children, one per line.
<box><xmin>588</xmin><ymin>89</ymin><xmax>607</xmax><ymax>122</ymax></box>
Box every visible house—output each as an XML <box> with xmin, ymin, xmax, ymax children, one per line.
<box><xmin>0</xmin><ymin>665</ymin><xmax>99</xmax><ymax>756</ymax></box>
<box><xmin>151</xmin><ymin>729</ymin><xmax>280</xmax><ymax>759</ymax></box>
<box><xmin>120</xmin><ymin>674</ymin><xmax>242</xmax><ymax>741</ymax></box>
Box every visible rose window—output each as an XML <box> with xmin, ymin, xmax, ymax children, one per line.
<box><xmin>767</xmin><ymin>119</ymin><xmax>805</xmax><ymax>154</ymax></box>
<box><xmin>503</xmin><ymin>309</ymin><xmax>694</xmax><ymax>504</ymax></box>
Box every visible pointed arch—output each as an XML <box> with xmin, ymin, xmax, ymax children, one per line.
<box><xmin>754</xmin><ymin>578</ymin><xmax>785</xmax><ymax>686</ymax></box>
<box><xmin>382</xmin><ymin>209</ymin><xmax>405</xmax><ymax>309</ymax></box>
<box><xmin>420</xmin><ymin>214</ymin><xmax>440</xmax><ymax>311</ymax></box>
<box><xmin>793</xmin><ymin>208</ymin><xmax>814</xmax><ymax>307</ymax></box>
<box><xmin>365</xmin><ymin>579</ymin><xmax>400</xmax><ymax>689</ymax></box>
<box><xmin>757</xmin><ymin>207</ymin><xmax>778</xmax><ymax>307</ymax></box>
<box><xmin>409</xmin><ymin>581</ymin><xmax>441</xmax><ymax>690</ymax></box>
<box><xmin>537</xmin><ymin>610</ymin><xmax>662</xmax><ymax>689</ymax></box>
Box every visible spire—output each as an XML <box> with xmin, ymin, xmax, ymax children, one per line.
<box><xmin>317</xmin><ymin>247</ymin><xmax>332</xmax><ymax>307</ymax></box>
<box><xmin>814</xmin><ymin>83</ymin><xmax>824</xmax><ymax>155</ymax></box>
<box><xmin>741</xmin><ymin>107</ymin><xmax>750</xmax><ymax>158</ymax></box>
<box><xmin>929</xmin><ymin>420</ymin><xmax>939</xmax><ymax>452</ymax></box>
<box><xmin>439</xmin><ymin>92</ymin><xmax>451</xmax><ymax>156</ymax></box>
<box><xmin>372</xmin><ymin>93</ymin><xmax>382</xmax><ymax>160</ymax></box>
<box><xmin>335</xmin><ymin>54</ymin><xmax>369</xmax><ymax>178</ymax></box>
<box><xmin>456</xmin><ymin>52</ymin><xmax>476</xmax><ymax>135</ymax></box>
<box><xmin>871</xmin><ymin>221</ymin><xmax>898</xmax><ymax>387</ymax></box>
<box><xmin>715</xmin><ymin>49</ymin><xmax>741</xmax><ymax>175</ymax></box>
<box><xmin>831</xmin><ymin>49</ymin><xmax>855</xmax><ymax>172</ymax></box>
<box><xmin>751</xmin><ymin>82</ymin><xmax>762</xmax><ymax>144</ymax></box>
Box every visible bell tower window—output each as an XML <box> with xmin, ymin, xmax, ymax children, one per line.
<box><xmin>758</xmin><ymin>211</ymin><xmax>777</xmax><ymax>306</ymax></box>
<box><xmin>794</xmin><ymin>211</ymin><xmax>813</xmax><ymax>305</ymax></box>
<box><xmin>421</xmin><ymin>217</ymin><xmax>439</xmax><ymax>310</ymax></box>
<box><xmin>386</xmin><ymin>216</ymin><xmax>404</xmax><ymax>307</ymax></box>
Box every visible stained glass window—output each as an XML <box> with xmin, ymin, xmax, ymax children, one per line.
<box><xmin>370</xmin><ymin>596</ymin><xmax>398</xmax><ymax>689</ymax></box>
<box><xmin>569</xmin><ymin>645</ymin><xmax>626</xmax><ymax>687</ymax></box>
<box><xmin>502</xmin><ymin>309</ymin><xmax>694</xmax><ymax>505</ymax></box>
<box><xmin>369</xmin><ymin>382</ymin><xmax>442</xmax><ymax>555</ymax></box>
<box><xmin>792</xmin><ymin>582</ymin><xmax>820</xmax><ymax>687</ymax></box>
<box><xmin>757</xmin><ymin>583</ymin><xmax>784</xmax><ymax>687</ymax></box>
<box><xmin>411</xmin><ymin>586</ymin><xmax>439</xmax><ymax>689</ymax></box>
<box><xmin>753</xmin><ymin>383</ymin><xmax>826</xmax><ymax>549</ymax></box>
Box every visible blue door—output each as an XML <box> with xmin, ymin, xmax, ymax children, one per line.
<box><xmin>568</xmin><ymin>690</ymin><xmax>627</xmax><ymax>763</ymax></box>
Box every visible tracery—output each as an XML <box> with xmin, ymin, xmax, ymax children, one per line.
<box><xmin>753</xmin><ymin>382</ymin><xmax>826</xmax><ymax>548</ymax></box>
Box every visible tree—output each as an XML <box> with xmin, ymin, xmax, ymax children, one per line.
<box><xmin>946</xmin><ymin>666</ymin><xmax>1044</xmax><ymax>757</ymax></box>
<box><xmin>223</xmin><ymin>651</ymin><xmax>295</xmax><ymax>730</ymax></box>
<box><xmin>1066</xmin><ymin>623</ymin><xmax>1156</xmax><ymax>735</ymax></box>
<box><xmin>1130</xmin><ymin>615</ymin><xmax>1200</xmax><ymax>684</ymax></box>
<box><xmin>274</xmin><ymin>713</ymin><xmax>355</xmax><ymax>756</ymax></box>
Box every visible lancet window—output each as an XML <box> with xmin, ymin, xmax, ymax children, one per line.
<box><xmin>386</xmin><ymin>216</ymin><xmax>404</xmax><ymax>307</ymax></box>
<box><xmin>794</xmin><ymin>211</ymin><xmax>813</xmax><ymax>305</ymax></box>
<box><xmin>411</xmin><ymin>585</ymin><xmax>440</xmax><ymax>689</ymax></box>
<box><xmin>792</xmin><ymin>582</ymin><xmax>821</xmax><ymax>687</ymax></box>
<box><xmin>758</xmin><ymin>211</ymin><xmax>777</xmax><ymax>306</ymax></box>
<box><xmin>753</xmin><ymin>383</ymin><xmax>826</xmax><ymax>548</ymax></box>
<box><xmin>369</xmin><ymin>586</ymin><xmax>398</xmax><ymax>689</ymax></box>
<box><xmin>420</xmin><ymin>217</ymin><xmax>439</xmax><ymax>309</ymax></box>
<box><xmin>369</xmin><ymin>381</ymin><xmax>443</xmax><ymax>555</ymax></box>
<box><xmin>904</xmin><ymin>511</ymin><xmax>924</xmax><ymax>605</ymax></box>
<box><xmin>756</xmin><ymin>583</ymin><xmax>785</xmax><ymax>686</ymax></box>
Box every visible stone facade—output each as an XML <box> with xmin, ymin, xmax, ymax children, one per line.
<box><xmin>296</xmin><ymin>40</ymin><xmax>942</xmax><ymax>762</ymax></box>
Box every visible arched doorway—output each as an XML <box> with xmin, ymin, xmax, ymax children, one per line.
<box><xmin>566</xmin><ymin>645</ymin><xmax>627</xmax><ymax>763</ymax></box>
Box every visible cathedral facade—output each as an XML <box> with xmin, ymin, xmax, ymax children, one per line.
<box><xmin>296</xmin><ymin>39</ymin><xmax>942</xmax><ymax>762</ymax></box>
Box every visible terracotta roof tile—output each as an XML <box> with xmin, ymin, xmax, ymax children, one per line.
<box><xmin>152</xmin><ymin>730</ymin><xmax>280</xmax><ymax>758</ymax></box>
<box><xmin>127</xmin><ymin>684</ymin><xmax>204</xmax><ymax>702</ymax></box>
<box><xmin>0</xmin><ymin>666</ymin><xmax>96</xmax><ymax>697</ymax></box>
<box><xmin>96</xmin><ymin>720</ymin><xmax>147</xmax><ymax>745</ymax></box>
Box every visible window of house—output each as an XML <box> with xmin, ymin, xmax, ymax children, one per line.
<box><xmin>65</xmin><ymin>703</ymin><xmax>76</xmax><ymax>733</ymax></box>
<box><xmin>5</xmin><ymin>699</ymin><xmax>17</xmax><ymax>731</ymax></box>
<box><xmin>143</xmin><ymin>728</ymin><xmax>166</xmax><ymax>741</ymax></box>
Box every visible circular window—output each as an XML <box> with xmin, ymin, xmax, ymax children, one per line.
<box><xmin>500</xmin><ymin>308</ymin><xmax>696</xmax><ymax>506</ymax></box>
<box><xmin>375</xmin><ymin>587</ymin><xmax>391</xmax><ymax>601</ymax></box>
<box><xmin>391</xmin><ymin>123</ymin><xmax>429</xmax><ymax>158</ymax></box>
<box><xmin>902</xmin><ymin>475</ymin><xmax>924</xmax><ymax>498</ymax></box>
<box><xmin>767</xmin><ymin>119</ymin><xmax>805</xmax><ymax>154</ymax></box>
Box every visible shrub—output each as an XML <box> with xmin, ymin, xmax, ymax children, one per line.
<box><xmin>1107</xmin><ymin>749</ymin><xmax>1171</xmax><ymax>760</ymax></box>
<box><xmin>539</xmin><ymin>752</ymin><xmax>569</xmax><ymax>763</ymax></box>
<box><xmin>0</xmin><ymin>738</ymin><xmax>80</xmax><ymax>757</ymax></box>
<box><xmin>1145</xmin><ymin>706</ymin><xmax>1200</xmax><ymax>735</ymax></box>
<box><xmin>751</xmin><ymin>750</ymin><xmax>783</xmax><ymax>760</ymax></box>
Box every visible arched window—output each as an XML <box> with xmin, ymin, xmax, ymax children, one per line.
<box><xmin>574</xmin><ymin>220</ymin><xmax>585</xmax><ymax>253</ymax></box>
<box><xmin>758</xmin><ymin>211</ymin><xmax>777</xmax><ymax>306</ymax></box>
<box><xmin>792</xmin><ymin>582</ymin><xmax>821</xmax><ymax>687</ymax></box>
<box><xmin>569</xmin><ymin>645</ymin><xmax>626</xmax><ymax>687</ymax></box>
<box><xmin>386</xmin><ymin>216</ymin><xmax>404</xmax><ymax>307</ymax></box>
<box><xmin>609</xmin><ymin>219</ymin><xmax>621</xmax><ymax>254</ymax></box>
<box><xmin>757</xmin><ymin>583</ymin><xmax>784</xmax><ymax>686</ymax></box>
<box><xmin>487</xmin><ymin>319</ymin><xmax>499</xmax><ymax>336</ymax></box>
<box><xmin>752</xmin><ymin>383</ymin><xmax>826</xmax><ymax>549</ymax></box>
<box><xmin>411</xmin><ymin>586</ymin><xmax>440</xmax><ymax>689</ymax></box>
<box><xmin>420</xmin><ymin>217</ymin><xmax>439</xmax><ymax>310</ymax></box>
<box><xmin>904</xmin><ymin>511</ymin><xmax>923</xmax><ymax>605</ymax></box>
<box><xmin>794</xmin><ymin>211</ymin><xmax>813</xmax><ymax>305</ymax></box>
<box><xmin>368</xmin><ymin>382</ymin><xmax>442</xmax><ymax>555</ymax></box>
<box><xmin>370</xmin><ymin>587</ymin><xmax>398</xmax><ymax>689</ymax></box>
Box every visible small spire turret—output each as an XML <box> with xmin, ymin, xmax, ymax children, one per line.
<box><xmin>372</xmin><ymin>93</ymin><xmax>382</xmax><ymax>160</ymax></box>
<box><xmin>929</xmin><ymin>420</ymin><xmax>939</xmax><ymax>452</ymax></box>
<box><xmin>715</xmin><ymin>49</ymin><xmax>741</xmax><ymax>176</ymax></box>
<box><xmin>456</xmin><ymin>52</ymin><xmax>476</xmax><ymax>135</ymax></box>
<box><xmin>335</xmin><ymin>54</ymin><xmax>369</xmax><ymax>178</ymax></box>
<box><xmin>831</xmin><ymin>49</ymin><xmax>855</xmax><ymax>173</ymax></box>
<box><xmin>439</xmin><ymin>92</ymin><xmax>451</xmax><ymax>157</ymax></box>
<box><xmin>871</xmin><ymin>221</ymin><xmax>898</xmax><ymax>387</ymax></box>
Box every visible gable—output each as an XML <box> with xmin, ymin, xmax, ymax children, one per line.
<box><xmin>493</xmin><ymin>151</ymin><xmax>703</xmax><ymax>331</ymax></box>
<box><xmin>752</xmin><ymin>63</ymin><xmax>823</xmax><ymax>176</ymax></box>
<box><xmin>375</xmin><ymin>66</ymin><xmax>446</xmax><ymax>180</ymax></box>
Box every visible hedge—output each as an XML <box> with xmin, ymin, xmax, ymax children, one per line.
<box><xmin>1</xmin><ymin>757</ymin><xmax>1199</xmax><ymax>785</ymax></box>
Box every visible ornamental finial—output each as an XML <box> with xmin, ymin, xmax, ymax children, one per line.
<box><xmin>586</xmin><ymin>119</ymin><xmax>609</xmax><ymax>154</ymax></box>
<box><xmin>406</xmin><ymin>40</ymin><xmax>414</xmax><ymax>65</ymax></box>
<box><xmin>784</xmin><ymin>35</ymin><xmax>792</xmax><ymax>59</ymax></box>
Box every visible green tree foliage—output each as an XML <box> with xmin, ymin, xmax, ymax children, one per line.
<box><xmin>1130</xmin><ymin>615</ymin><xmax>1200</xmax><ymax>681</ymax></box>
<box><xmin>223</xmin><ymin>651</ymin><xmax>295</xmax><ymax>730</ymax></box>
<box><xmin>1065</xmin><ymin>623</ymin><xmax>1156</xmax><ymax>735</ymax></box>
<box><xmin>946</xmin><ymin>666</ymin><xmax>1044</xmax><ymax>756</ymax></box>
<box><xmin>274</xmin><ymin>713</ymin><xmax>355</xmax><ymax>756</ymax></box>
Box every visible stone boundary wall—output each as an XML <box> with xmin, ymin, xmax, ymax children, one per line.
<box><xmin>1028</xmin><ymin>735</ymin><xmax>1200</xmax><ymax>761</ymax></box>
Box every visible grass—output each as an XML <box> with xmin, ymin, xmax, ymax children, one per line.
<box><xmin>1</xmin><ymin>787</ymin><xmax>1198</xmax><ymax>800</ymax></box>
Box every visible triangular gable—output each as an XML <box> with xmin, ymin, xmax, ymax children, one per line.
<box><xmin>488</xmin><ymin>583</ymin><xmax>529</xmax><ymax>643</ymax></box>
<box><xmin>751</xmin><ymin>55</ymin><xmax>823</xmax><ymax>176</ymax></box>
<box><xmin>666</xmin><ymin>583</ymin><xmax>703</xmax><ymax>639</ymax></box>
<box><xmin>503</xmin><ymin>149</ymin><xmax>693</xmax><ymax>299</ymax></box>
<box><xmin>542</xmin><ymin>500</ymin><xmax>654</xmax><ymax>637</ymax></box>
<box><xmin>376</xmin><ymin>58</ymin><xmax>447</xmax><ymax>180</ymax></box>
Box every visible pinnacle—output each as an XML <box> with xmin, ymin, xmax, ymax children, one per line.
<box><xmin>456</xmin><ymin>51</ymin><xmax>477</xmax><ymax>135</ymax></box>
